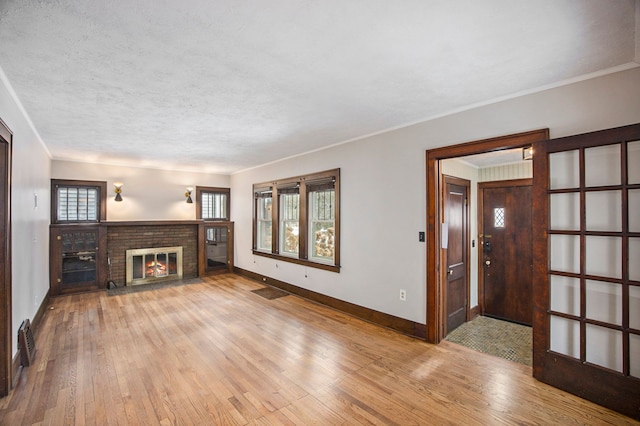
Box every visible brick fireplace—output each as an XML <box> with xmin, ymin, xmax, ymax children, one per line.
<box><xmin>106</xmin><ymin>222</ymin><xmax>198</xmax><ymax>287</ymax></box>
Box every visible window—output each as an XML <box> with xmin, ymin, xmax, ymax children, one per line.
<box><xmin>196</xmin><ymin>187</ymin><xmax>230</xmax><ymax>220</ymax></box>
<box><xmin>51</xmin><ymin>180</ymin><xmax>106</xmax><ymax>223</ymax></box>
<box><xmin>309</xmin><ymin>187</ymin><xmax>335</xmax><ymax>262</ymax></box>
<box><xmin>280</xmin><ymin>190</ymin><xmax>300</xmax><ymax>256</ymax></box>
<box><xmin>255</xmin><ymin>188</ymin><xmax>273</xmax><ymax>251</ymax></box>
<box><xmin>253</xmin><ymin>169</ymin><xmax>340</xmax><ymax>272</ymax></box>
<box><xmin>494</xmin><ymin>207</ymin><xmax>505</xmax><ymax>228</ymax></box>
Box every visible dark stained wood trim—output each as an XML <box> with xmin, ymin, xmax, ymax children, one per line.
<box><xmin>252</xmin><ymin>250</ymin><xmax>340</xmax><ymax>273</ymax></box>
<box><xmin>0</xmin><ymin>120</ymin><xmax>11</xmax><ymax>397</ymax></box>
<box><xmin>102</xmin><ymin>220</ymin><xmax>204</xmax><ymax>227</ymax></box>
<box><xmin>469</xmin><ymin>304</ymin><xmax>480</xmax><ymax>320</ymax></box>
<box><xmin>0</xmin><ymin>117</ymin><xmax>10</xmax><ymax>142</ymax></box>
<box><xmin>11</xmin><ymin>289</ymin><xmax>50</xmax><ymax>389</ymax></box>
<box><xmin>31</xmin><ymin>290</ymin><xmax>50</xmax><ymax>333</ymax></box>
<box><xmin>477</xmin><ymin>178</ymin><xmax>533</xmax><ymax>189</ymax></box>
<box><xmin>234</xmin><ymin>267</ymin><xmax>426</xmax><ymax>339</ymax></box>
<box><xmin>426</xmin><ymin>129</ymin><xmax>549</xmax><ymax>344</ymax></box>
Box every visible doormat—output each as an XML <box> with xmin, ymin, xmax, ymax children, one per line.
<box><xmin>251</xmin><ymin>286</ymin><xmax>289</xmax><ymax>300</ymax></box>
<box><xmin>107</xmin><ymin>278</ymin><xmax>203</xmax><ymax>296</ymax></box>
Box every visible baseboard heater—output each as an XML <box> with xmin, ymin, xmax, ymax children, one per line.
<box><xmin>18</xmin><ymin>319</ymin><xmax>36</xmax><ymax>366</ymax></box>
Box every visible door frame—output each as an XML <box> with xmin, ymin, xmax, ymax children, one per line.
<box><xmin>425</xmin><ymin>128</ymin><xmax>549</xmax><ymax>343</ymax></box>
<box><xmin>477</xmin><ymin>178</ymin><xmax>532</xmax><ymax>320</ymax></box>
<box><xmin>0</xmin><ymin>117</ymin><xmax>12</xmax><ymax>397</ymax></box>
<box><xmin>443</xmin><ymin>175</ymin><xmax>470</xmax><ymax>335</ymax></box>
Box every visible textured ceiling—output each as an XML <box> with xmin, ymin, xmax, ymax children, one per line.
<box><xmin>0</xmin><ymin>1</ymin><xmax>638</xmax><ymax>174</ymax></box>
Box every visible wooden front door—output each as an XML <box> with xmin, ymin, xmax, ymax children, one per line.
<box><xmin>480</xmin><ymin>179</ymin><xmax>533</xmax><ymax>325</ymax></box>
<box><xmin>445</xmin><ymin>176</ymin><xmax>469</xmax><ymax>334</ymax></box>
<box><xmin>532</xmin><ymin>123</ymin><xmax>640</xmax><ymax>419</ymax></box>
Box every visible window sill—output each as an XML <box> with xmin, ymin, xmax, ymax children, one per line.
<box><xmin>252</xmin><ymin>250</ymin><xmax>340</xmax><ymax>273</ymax></box>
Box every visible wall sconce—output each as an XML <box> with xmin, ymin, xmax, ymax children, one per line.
<box><xmin>185</xmin><ymin>187</ymin><xmax>193</xmax><ymax>204</ymax></box>
<box><xmin>113</xmin><ymin>182</ymin><xmax>123</xmax><ymax>202</ymax></box>
<box><xmin>522</xmin><ymin>146</ymin><xmax>533</xmax><ymax>160</ymax></box>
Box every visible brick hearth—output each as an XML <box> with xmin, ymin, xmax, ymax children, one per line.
<box><xmin>106</xmin><ymin>223</ymin><xmax>198</xmax><ymax>287</ymax></box>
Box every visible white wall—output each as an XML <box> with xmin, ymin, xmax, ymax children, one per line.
<box><xmin>0</xmin><ymin>68</ymin><xmax>52</xmax><ymax>356</ymax></box>
<box><xmin>231</xmin><ymin>66</ymin><xmax>640</xmax><ymax>324</ymax></box>
<box><xmin>52</xmin><ymin>161</ymin><xmax>230</xmax><ymax>221</ymax></box>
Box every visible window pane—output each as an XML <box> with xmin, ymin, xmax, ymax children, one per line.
<box><xmin>585</xmin><ymin>144</ymin><xmax>621</xmax><ymax>187</ymax></box>
<box><xmin>280</xmin><ymin>193</ymin><xmax>299</xmax><ymax>255</ymax></box>
<box><xmin>256</xmin><ymin>197</ymin><xmax>272</xmax><ymax>251</ymax></box>
<box><xmin>550</xmin><ymin>193</ymin><xmax>580</xmax><ymax>231</ymax></box>
<box><xmin>631</xmin><ymin>334</ymin><xmax>640</xmax><ymax>379</ymax></box>
<box><xmin>585</xmin><ymin>191</ymin><xmax>621</xmax><ymax>232</ymax></box>
<box><xmin>550</xmin><ymin>275</ymin><xmax>580</xmax><ymax>316</ymax></box>
<box><xmin>309</xmin><ymin>189</ymin><xmax>335</xmax><ymax>261</ymax></box>
<box><xmin>202</xmin><ymin>192</ymin><xmax>228</xmax><ymax>219</ymax></box>
<box><xmin>550</xmin><ymin>235</ymin><xmax>580</xmax><ymax>274</ymax></box>
<box><xmin>57</xmin><ymin>186</ymin><xmax>98</xmax><ymax>222</ymax></box>
<box><xmin>550</xmin><ymin>315</ymin><xmax>580</xmax><ymax>359</ymax></box>
<box><xmin>630</xmin><ymin>238</ymin><xmax>640</xmax><ymax>282</ymax></box>
<box><xmin>630</xmin><ymin>189</ymin><xmax>640</xmax><ymax>233</ymax></box>
<box><xmin>586</xmin><ymin>324</ymin><xmax>622</xmax><ymax>372</ymax></box>
<box><xmin>586</xmin><ymin>280</ymin><xmax>622</xmax><ymax>326</ymax></box>
<box><xmin>627</xmin><ymin>140</ymin><xmax>640</xmax><ymax>185</ymax></box>
<box><xmin>585</xmin><ymin>236</ymin><xmax>622</xmax><ymax>279</ymax></box>
<box><xmin>494</xmin><ymin>207</ymin><xmax>505</xmax><ymax>228</ymax></box>
<box><xmin>549</xmin><ymin>150</ymin><xmax>579</xmax><ymax>189</ymax></box>
<box><xmin>630</xmin><ymin>286</ymin><xmax>640</xmax><ymax>330</ymax></box>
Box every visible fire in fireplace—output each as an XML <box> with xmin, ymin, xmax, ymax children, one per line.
<box><xmin>125</xmin><ymin>246</ymin><xmax>183</xmax><ymax>286</ymax></box>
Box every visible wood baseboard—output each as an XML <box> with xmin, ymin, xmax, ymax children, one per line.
<box><xmin>469</xmin><ymin>305</ymin><xmax>480</xmax><ymax>320</ymax></box>
<box><xmin>11</xmin><ymin>289</ymin><xmax>50</xmax><ymax>389</ymax></box>
<box><xmin>234</xmin><ymin>267</ymin><xmax>427</xmax><ymax>339</ymax></box>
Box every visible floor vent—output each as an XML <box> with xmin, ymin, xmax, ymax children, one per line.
<box><xmin>18</xmin><ymin>319</ymin><xmax>36</xmax><ymax>366</ymax></box>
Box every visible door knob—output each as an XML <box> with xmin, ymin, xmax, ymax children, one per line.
<box><xmin>448</xmin><ymin>269</ymin><xmax>453</xmax><ymax>275</ymax></box>
<box><xmin>485</xmin><ymin>260</ymin><xmax>491</xmax><ymax>266</ymax></box>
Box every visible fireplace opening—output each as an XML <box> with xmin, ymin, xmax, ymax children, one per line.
<box><xmin>126</xmin><ymin>246</ymin><xmax>183</xmax><ymax>286</ymax></box>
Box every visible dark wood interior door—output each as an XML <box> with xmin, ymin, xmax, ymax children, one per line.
<box><xmin>445</xmin><ymin>177</ymin><xmax>468</xmax><ymax>334</ymax></box>
<box><xmin>481</xmin><ymin>180</ymin><xmax>532</xmax><ymax>326</ymax></box>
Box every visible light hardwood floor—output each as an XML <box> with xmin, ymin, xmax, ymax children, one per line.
<box><xmin>1</xmin><ymin>274</ymin><xmax>636</xmax><ymax>425</ymax></box>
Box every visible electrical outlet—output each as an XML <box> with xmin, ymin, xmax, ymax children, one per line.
<box><xmin>399</xmin><ymin>289</ymin><xmax>407</xmax><ymax>301</ymax></box>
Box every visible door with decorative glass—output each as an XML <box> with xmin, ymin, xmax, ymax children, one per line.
<box><xmin>532</xmin><ymin>123</ymin><xmax>640</xmax><ymax>419</ymax></box>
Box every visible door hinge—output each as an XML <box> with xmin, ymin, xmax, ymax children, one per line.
<box><xmin>464</xmin><ymin>198</ymin><xmax>468</xmax><ymax>206</ymax></box>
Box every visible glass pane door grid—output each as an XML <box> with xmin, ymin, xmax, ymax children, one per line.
<box><xmin>548</xmin><ymin>141</ymin><xmax>639</xmax><ymax>378</ymax></box>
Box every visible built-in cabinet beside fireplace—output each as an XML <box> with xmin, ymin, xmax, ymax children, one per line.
<box><xmin>198</xmin><ymin>221</ymin><xmax>234</xmax><ymax>276</ymax></box>
<box><xmin>49</xmin><ymin>221</ymin><xmax>234</xmax><ymax>295</ymax></box>
<box><xmin>50</xmin><ymin>224</ymin><xmax>107</xmax><ymax>295</ymax></box>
